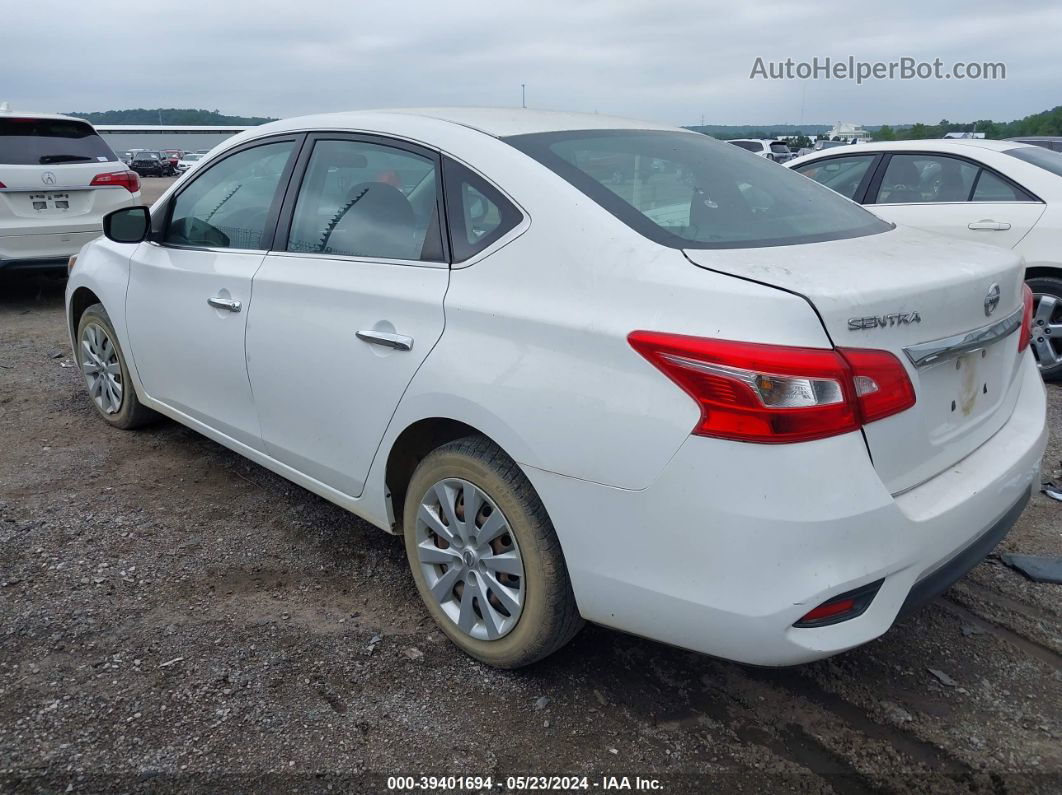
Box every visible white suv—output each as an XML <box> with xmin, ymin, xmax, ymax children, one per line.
<box><xmin>727</xmin><ymin>138</ymin><xmax>794</xmax><ymax>162</ymax></box>
<box><xmin>0</xmin><ymin>110</ymin><xmax>141</xmax><ymax>272</ymax></box>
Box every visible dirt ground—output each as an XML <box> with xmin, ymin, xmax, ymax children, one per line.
<box><xmin>2</xmin><ymin>181</ymin><xmax>1061</xmax><ymax>793</ymax></box>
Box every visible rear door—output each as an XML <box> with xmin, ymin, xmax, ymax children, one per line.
<box><xmin>865</xmin><ymin>152</ymin><xmax>1045</xmax><ymax>248</ymax></box>
<box><xmin>245</xmin><ymin>134</ymin><xmax>449</xmax><ymax>497</ymax></box>
<box><xmin>126</xmin><ymin>136</ymin><xmax>300</xmax><ymax>448</ymax></box>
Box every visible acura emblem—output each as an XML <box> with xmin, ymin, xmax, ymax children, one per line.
<box><xmin>41</xmin><ymin>171</ymin><xmax>56</xmax><ymax>185</ymax></box>
<box><xmin>984</xmin><ymin>283</ymin><xmax>1000</xmax><ymax>316</ymax></box>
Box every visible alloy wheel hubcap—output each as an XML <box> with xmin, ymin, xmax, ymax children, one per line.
<box><xmin>415</xmin><ymin>478</ymin><xmax>525</xmax><ymax>640</ymax></box>
<box><xmin>1031</xmin><ymin>293</ymin><xmax>1062</xmax><ymax>371</ymax></box>
<box><xmin>80</xmin><ymin>323</ymin><xmax>123</xmax><ymax>415</ymax></box>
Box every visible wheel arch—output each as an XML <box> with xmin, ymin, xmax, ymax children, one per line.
<box><xmin>68</xmin><ymin>286</ymin><xmax>102</xmax><ymax>341</ymax></box>
<box><xmin>384</xmin><ymin>417</ymin><xmax>520</xmax><ymax>536</ymax></box>
<box><xmin>1024</xmin><ymin>264</ymin><xmax>1062</xmax><ymax>281</ymax></box>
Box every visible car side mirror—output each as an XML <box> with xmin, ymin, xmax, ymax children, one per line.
<box><xmin>103</xmin><ymin>206</ymin><xmax>150</xmax><ymax>244</ymax></box>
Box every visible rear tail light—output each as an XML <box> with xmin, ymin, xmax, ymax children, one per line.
<box><xmin>1019</xmin><ymin>283</ymin><xmax>1034</xmax><ymax>353</ymax></box>
<box><xmin>0</xmin><ymin>180</ymin><xmax>5</xmax><ymax>188</ymax></box>
<box><xmin>90</xmin><ymin>169</ymin><xmax>141</xmax><ymax>194</ymax></box>
<box><xmin>627</xmin><ymin>332</ymin><xmax>915</xmax><ymax>444</ymax></box>
<box><xmin>794</xmin><ymin>579</ymin><xmax>884</xmax><ymax>627</ymax></box>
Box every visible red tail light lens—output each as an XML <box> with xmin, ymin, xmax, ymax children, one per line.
<box><xmin>628</xmin><ymin>332</ymin><xmax>915</xmax><ymax>444</ymax></box>
<box><xmin>0</xmin><ymin>180</ymin><xmax>6</xmax><ymax>188</ymax></box>
<box><xmin>90</xmin><ymin>169</ymin><xmax>140</xmax><ymax>194</ymax></box>
<box><xmin>1019</xmin><ymin>283</ymin><xmax>1034</xmax><ymax>353</ymax></box>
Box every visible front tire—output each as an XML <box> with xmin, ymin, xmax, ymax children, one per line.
<box><xmin>75</xmin><ymin>303</ymin><xmax>158</xmax><ymax>429</ymax></box>
<box><xmin>402</xmin><ymin>436</ymin><xmax>583</xmax><ymax>668</ymax></box>
<box><xmin>1027</xmin><ymin>275</ymin><xmax>1062</xmax><ymax>380</ymax></box>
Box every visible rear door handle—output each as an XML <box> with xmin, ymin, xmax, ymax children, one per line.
<box><xmin>356</xmin><ymin>330</ymin><xmax>413</xmax><ymax>351</ymax></box>
<box><xmin>207</xmin><ymin>296</ymin><xmax>242</xmax><ymax>312</ymax></box>
<box><xmin>968</xmin><ymin>220</ymin><xmax>1011</xmax><ymax>231</ymax></box>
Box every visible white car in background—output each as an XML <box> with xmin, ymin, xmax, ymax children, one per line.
<box><xmin>66</xmin><ymin>109</ymin><xmax>1045</xmax><ymax>668</ymax></box>
<box><xmin>788</xmin><ymin>139</ymin><xmax>1062</xmax><ymax>377</ymax></box>
<box><xmin>175</xmin><ymin>152</ymin><xmax>207</xmax><ymax>173</ymax></box>
<box><xmin>0</xmin><ymin>110</ymin><xmax>141</xmax><ymax>272</ymax></box>
<box><xmin>727</xmin><ymin>138</ymin><xmax>794</xmax><ymax>162</ymax></box>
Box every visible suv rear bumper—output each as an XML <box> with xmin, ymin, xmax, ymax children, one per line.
<box><xmin>523</xmin><ymin>353</ymin><xmax>1047</xmax><ymax>665</ymax></box>
<box><xmin>0</xmin><ymin>230</ymin><xmax>100</xmax><ymax>267</ymax></box>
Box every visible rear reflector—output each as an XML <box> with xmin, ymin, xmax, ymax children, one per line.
<box><xmin>628</xmin><ymin>332</ymin><xmax>915</xmax><ymax>443</ymax></box>
<box><xmin>90</xmin><ymin>169</ymin><xmax>140</xmax><ymax>193</ymax></box>
<box><xmin>1019</xmin><ymin>283</ymin><xmax>1034</xmax><ymax>353</ymax></box>
<box><xmin>794</xmin><ymin>579</ymin><xmax>884</xmax><ymax>628</ymax></box>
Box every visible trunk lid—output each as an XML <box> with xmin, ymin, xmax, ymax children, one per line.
<box><xmin>684</xmin><ymin>226</ymin><xmax>1028</xmax><ymax>494</ymax></box>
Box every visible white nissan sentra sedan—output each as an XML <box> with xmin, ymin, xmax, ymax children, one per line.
<box><xmin>65</xmin><ymin>109</ymin><xmax>1047</xmax><ymax>668</ymax></box>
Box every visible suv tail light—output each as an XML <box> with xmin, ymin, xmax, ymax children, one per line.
<box><xmin>0</xmin><ymin>180</ymin><xmax>5</xmax><ymax>189</ymax></box>
<box><xmin>1019</xmin><ymin>283</ymin><xmax>1034</xmax><ymax>353</ymax></box>
<box><xmin>628</xmin><ymin>332</ymin><xmax>916</xmax><ymax>443</ymax></box>
<box><xmin>90</xmin><ymin>169</ymin><xmax>140</xmax><ymax>194</ymax></box>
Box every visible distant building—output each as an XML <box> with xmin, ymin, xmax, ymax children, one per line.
<box><xmin>94</xmin><ymin>124</ymin><xmax>253</xmax><ymax>154</ymax></box>
<box><xmin>826</xmin><ymin>122</ymin><xmax>870</xmax><ymax>142</ymax></box>
<box><xmin>942</xmin><ymin>131</ymin><xmax>986</xmax><ymax>139</ymax></box>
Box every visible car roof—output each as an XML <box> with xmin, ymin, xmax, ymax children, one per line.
<box><xmin>260</xmin><ymin>107</ymin><xmax>684</xmax><ymax>139</ymax></box>
<box><xmin>0</xmin><ymin>109</ymin><xmax>91</xmax><ymax>124</ymax></box>
<box><xmin>817</xmin><ymin>139</ymin><xmax>1027</xmax><ymax>154</ymax></box>
<box><xmin>786</xmin><ymin>138</ymin><xmax>1038</xmax><ymax>168</ymax></box>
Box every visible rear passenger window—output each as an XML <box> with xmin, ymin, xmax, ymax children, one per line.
<box><xmin>972</xmin><ymin>170</ymin><xmax>1031</xmax><ymax>202</ymax></box>
<box><xmin>795</xmin><ymin>155</ymin><xmax>876</xmax><ymax>200</ymax></box>
<box><xmin>287</xmin><ymin>139</ymin><xmax>444</xmax><ymax>262</ymax></box>
<box><xmin>874</xmin><ymin>154</ymin><xmax>977</xmax><ymax>204</ymax></box>
<box><xmin>165</xmin><ymin>141</ymin><xmax>294</xmax><ymax>250</ymax></box>
<box><xmin>443</xmin><ymin>159</ymin><xmax>522</xmax><ymax>262</ymax></box>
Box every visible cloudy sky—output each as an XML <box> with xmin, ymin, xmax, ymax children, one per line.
<box><xmin>7</xmin><ymin>0</ymin><xmax>1061</xmax><ymax>127</ymax></box>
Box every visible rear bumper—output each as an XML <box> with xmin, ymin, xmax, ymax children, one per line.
<box><xmin>0</xmin><ymin>230</ymin><xmax>100</xmax><ymax>267</ymax></box>
<box><xmin>523</xmin><ymin>353</ymin><xmax>1047</xmax><ymax>665</ymax></box>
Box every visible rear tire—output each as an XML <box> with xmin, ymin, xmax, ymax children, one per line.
<box><xmin>402</xmin><ymin>436</ymin><xmax>583</xmax><ymax>668</ymax></box>
<box><xmin>1026</xmin><ymin>275</ymin><xmax>1062</xmax><ymax>381</ymax></box>
<box><xmin>75</xmin><ymin>303</ymin><xmax>158</xmax><ymax>429</ymax></box>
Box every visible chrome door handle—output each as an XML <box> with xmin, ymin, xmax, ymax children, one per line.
<box><xmin>207</xmin><ymin>296</ymin><xmax>242</xmax><ymax>312</ymax></box>
<box><xmin>356</xmin><ymin>330</ymin><xmax>413</xmax><ymax>351</ymax></box>
<box><xmin>968</xmin><ymin>220</ymin><xmax>1011</xmax><ymax>231</ymax></box>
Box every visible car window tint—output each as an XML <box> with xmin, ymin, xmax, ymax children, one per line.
<box><xmin>164</xmin><ymin>141</ymin><xmax>293</xmax><ymax>250</ymax></box>
<box><xmin>0</xmin><ymin>117</ymin><xmax>115</xmax><ymax>165</ymax></box>
<box><xmin>795</xmin><ymin>155</ymin><xmax>876</xmax><ymax>200</ymax></box>
<box><xmin>507</xmin><ymin>130</ymin><xmax>888</xmax><ymax>249</ymax></box>
<box><xmin>875</xmin><ymin>154</ymin><xmax>977</xmax><ymax>204</ymax></box>
<box><xmin>729</xmin><ymin>141</ymin><xmax>761</xmax><ymax>152</ymax></box>
<box><xmin>287</xmin><ymin>139</ymin><xmax>443</xmax><ymax>262</ymax></box>
<box><xmin>972</xmin><ymin>170</ymin><xmax>1031</xmax><ymax>202</ymax></box>
<box><xmin>443</xmin><ymin>159</ymin><xmax>523</xmax><ymax>262</ymax></box>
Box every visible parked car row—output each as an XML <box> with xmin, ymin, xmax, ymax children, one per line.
<box><xmin>118</xmin><ymin>148</ymin><xmax>211</xmax><ymax>176</ymax></box>
<box><xmin>65</xmin><ymin>109</ymin><xmax>1047</xmax><ymax>670</ymax></box>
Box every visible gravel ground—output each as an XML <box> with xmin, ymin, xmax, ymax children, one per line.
<box><xmin>1</xmin><ymin>186</ymin><xmax>1061</xmax><ymax>793</ymax></box>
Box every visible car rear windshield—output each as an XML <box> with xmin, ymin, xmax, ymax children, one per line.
<box><xmin>728</xmin><ymin>140</ymin><xmax>761</xmax><ymax>151</ymax></box>
<box><xmin>505</xmin><ymin>130</ymin><xmax>890</xmax><ymax>249</ymax></box>
<box><xmin>0</xmin><ymin>117</ymin><xmax>115</xmax><ymax>165</ymax></box>
<box><xmin>1004</xmin><ymin>145</ymin><xmax>1062</xmax><ymax>178</ymax></box>
<box><xmin>770</xmin><ymin>143</ymin><xmax>791</xmax><ymax>153</ymax></box>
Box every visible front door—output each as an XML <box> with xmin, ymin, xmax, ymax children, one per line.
<box><xmin>125</xmin><ymin>137</ymin><xmax>300</xmax><ymax>447</ymax></box>
<box><xmin>246</xmin><ymin>135</ymin><xmax>450</xmax><ymax>496</ymax></box>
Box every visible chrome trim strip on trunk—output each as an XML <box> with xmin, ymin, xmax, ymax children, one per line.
<box><xmin>903</xmin><ymin>307</ymin><xmax>1023</xmax><ymax>369</ymax></box>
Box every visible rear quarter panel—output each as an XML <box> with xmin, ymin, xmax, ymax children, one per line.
<box><xmin>373</xmin><ymin>145</ymin><xmax>835</xmax><ymax>491</ymax></box>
